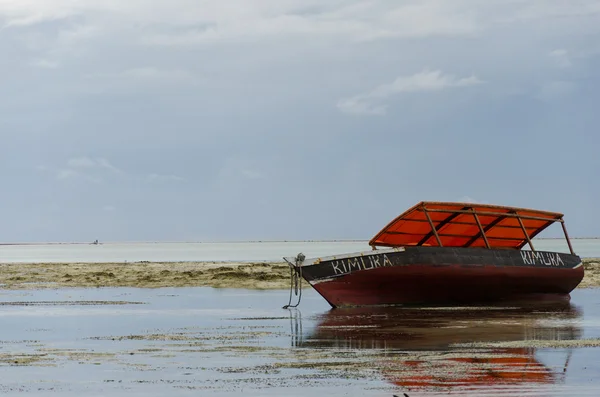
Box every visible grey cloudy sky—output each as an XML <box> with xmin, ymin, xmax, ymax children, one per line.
<box><xmin>1</xmin><ymin>0</ymin><xmax>599</xmax><ymax>242</ymax></box>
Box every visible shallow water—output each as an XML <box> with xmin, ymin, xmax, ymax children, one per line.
<box><xmin>1</xmin><ymin>239</ymin><xmax>599</xmax><ymax>263</ymax></box>
<box><xmin>0</xmin><ymin>287</ymin><xmax>599</xmax><ymax>396</ymax></box>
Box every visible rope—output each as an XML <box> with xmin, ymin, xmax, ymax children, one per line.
<box><xmin>282</xmin><ymin>254</ymin><xmax>304</xmax><ymax>309</ymax></box>
<box><xmin>283</xmin><ymin>266</ymin><xmax>295</xmax><ymax>309</ymax></box>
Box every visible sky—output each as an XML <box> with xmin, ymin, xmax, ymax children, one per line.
<box><xmin>1</xmin><ymin>0</ymin><xmax>599</xmax><ymax>242</ymax></box>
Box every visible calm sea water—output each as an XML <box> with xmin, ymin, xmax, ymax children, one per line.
<box><xmin>0</xmin><ymin>239</ymin><xmax>598</xmax><ymax>263</ymax></box>
<box><xmin>0</xmin><ymin>287</ymin><xmax>598</xmax><ymax>396</ymax></box>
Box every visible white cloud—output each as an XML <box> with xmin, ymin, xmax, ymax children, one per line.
<box><xmin>214</xmin><ymin>157</ymin><xmax>268</xmax><ymax>188</ymax></box>
<box><xmin>96</xmin><ymin>158</ymin><xmax>122</xmax><ymax>174</ymax></box>
<box><xmin>146</xmin><ymin>173</ymin><xmax>185</xmax><ymax>183</ymax></box>
<box><xmin>103</xmin><ymin>205</ymin><xmax>116</xmax><ymax>212</ymax></box>
<box><xmin>1</xmin><ymin>5</ymin><xmax>74</xmax><ymax>27</ymax></box>
<box><xmin>49</xmin><ymin>157</ymin><xmax>121</xmax><ymax>183</ymax></box>
<box><xmin>56</xmin><ymin>169</ymin><xmax>78</xmax><ymax>180</ymax></box>
<box><xmin>457</xmin><ymin>196</ymin><xmax>493</xmax><ymax>205</ymax></box>
<box><xmin>80</xmin><ymin>67</ymin><xmax>200</xmax><ymax>93</ymax></box>
<box><xmin>122</xmin><ymin>67</ymin><xmax>196</xmax><ymax>83</ymax></box>
<box><xmin>57</xmin><ymin>24</ymin><xmax>103</xmax><ymax>45</ymax></box>
<box><xmin>549</xmin><ymin>49</ymin><xmax>572</xmax><ymax>68</ymax></box>
<box><xmin>0</xmin><ymin>0</ymin><xmax>491</xmax><ymax>51</ymax></box>
<box><xmin>537</xmin><ymin>80</ymin><xmax>576</xmax><ymax>101</ymax></box>
<box><xmin>66</xmin><ymin>157</ymin><xmax>122</xmax><ymax>173</ymax></box>
<box><xmin>379</xmin><ymin>70</ymin><xmax>482</xmax><ymax>94</ymax></box>
<box><xmin>55</xmin><ymin>168</ymin><xmax>101</xmax><ymax>183</ymax></box>
<box><xmin>337</xmin><ymin>70</ymin><xmax>482</xmax><ymax>115</ymax></box>
<box><xmin>336</xmin><ymin>97</ymin><xmax>387</xmax><ymax>116</ymax></box>
<box><xmin>1</xmin><ymin>0</ymin><xmax>599</xmax><ymax>242</ymax></box>
<box><xmin>458</xmin><ymin>196</ymin><xmax>480</xmax><ymax>204</ymax></box>
<box><xmin>67</xmin><ymin>157</ymin><xmax>96</xmax><ymax>168</ymax></box>
<box><xmin>241</xmin><ymin>169</ymin><xmax>266</xmax><ymax>180</ymax></box>
<box><xmin>507</xmin><ymin>2</ymin><xmax>600</xmax><ymax>22</ymax></box>
<box><xmin>3</xmin><ymin>0</ymin><xmax>599</xmax><ymax>52</ymax></box>
<box><xmin>142</xmin><ymin>3</ymin><xmax>477</xmax><ymax>47</ymax></box>
<box><xmin>51</xmin><ymin>157</ymin><xmax>182</xmax><ymax>184</ymax></box>
<box><xmin>30</xmin><ymin>59</ymin><xmax>59</xmax><ymax>69</ymax></box>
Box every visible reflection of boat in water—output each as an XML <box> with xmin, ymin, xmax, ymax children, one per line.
<box><xmin>394</xmin><ymin>348</ymin><xmax>555</xmax><ymax>388</ymax></box>
<box><xmin>303</xmin><ymin>303</ymin><xmax>581</xmax><ymax>350</ymax></box>
<box><xmin>294</xmin><ymin>303</ymin><xmax>582</xmax><ymax>389</ymax></box>
<box><xmin>284</xmin><ymin>202</ymin><xmax>584</xmax><ymax>308</ymax></box>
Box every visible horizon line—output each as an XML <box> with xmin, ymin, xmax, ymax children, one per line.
<box><xmin>1</xmin><ymin>237</ymin><xmax>599</xmax><ymax>246</ymax></box>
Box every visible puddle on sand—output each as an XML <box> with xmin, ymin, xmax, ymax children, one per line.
<box><xmin>0</xmin><ymin>287</ymin><xmax>599</xmax><ymax>396</ymax></box>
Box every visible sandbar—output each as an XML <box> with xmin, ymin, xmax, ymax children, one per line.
<box><xmin>0</xmin><ymin>258</ymin><xmax>598</xmax><ymax>290</ymax></box>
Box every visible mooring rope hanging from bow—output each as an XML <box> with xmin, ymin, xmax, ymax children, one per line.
<box><xmin>282</xmin><ymin>253</ymin><xmax>304</xmax><ymax>309</ymax></box>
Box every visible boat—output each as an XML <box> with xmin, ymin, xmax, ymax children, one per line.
<box><xmin>283</xmin><ymin>201</ymin><xmax>584</xmax><ymax>308</ymax></box>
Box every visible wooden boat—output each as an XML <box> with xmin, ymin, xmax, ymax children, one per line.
<box><xmin>284</xmin><ymin>202</ymin><xmax>584</xmax><ymax>308</ymax></box>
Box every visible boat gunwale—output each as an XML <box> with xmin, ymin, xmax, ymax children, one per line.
<box><xmin>286</xmin><ymin>246</ymin><xmax>581</xmax><ymax>269</ymax></box>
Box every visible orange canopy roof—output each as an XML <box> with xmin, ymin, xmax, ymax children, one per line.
<box><xmin>369</xmin><ymin>201</ymin><xmax>564</xmax><ymax>250</ymax></box>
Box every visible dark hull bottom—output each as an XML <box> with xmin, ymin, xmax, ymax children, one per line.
<box><xmin>311</xmin><ymin>264</ymin><xmax>584</xmax><ymax>308</ymax></box>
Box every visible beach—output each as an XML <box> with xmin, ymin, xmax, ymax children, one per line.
<box><xmin>0</xmin><ymin>258</ymin><xmax>598</xmax><ymax>290</ymax></box>
<box><xmin>1</xmin><ymin>242</ymin><xmax>600</xmax><ymax>396</ymax></box>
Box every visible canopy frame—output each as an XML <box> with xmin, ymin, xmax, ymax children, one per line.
<box><xmin>369</xmin><ymin>201</ymin><xmax>575</xmax><ymax>255</ymax></box>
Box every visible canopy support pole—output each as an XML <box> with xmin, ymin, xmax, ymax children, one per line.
<box><xmin>423</xmin><ymin>207</ymin><xmax>443</xmax><ymax>247</ymax></box>
<box><xmin>463</xmin><ymin>215</ymin><xmax>506</xmax><ymax>248</ymax></box>
<box><xmin>471</xmin><ymin>210</ymin><xmax>491</xmax><ymax>249</ymax></box>
<box><xmin>516</xmin><ymin>214</ymin><xmax>535</xmax><ymax>251</ymax></box>
<box><xmin>561</xmin><ymin>220</ymin><xmax>575</xmax><ymax>255</ymax></box>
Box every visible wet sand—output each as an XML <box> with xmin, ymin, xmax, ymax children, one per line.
<box><xmin>577</xmin><ymin>258</ymin><xmax>600</xmax><ymax>288</ymax></box>
<box><xmin>0</xmin><ymin>258</ymin><xmax>598</xmax><ymax>290</ymax></box>
<box><xmin>0</xmin><ymin>261</ymin><xmax>292</xmax><ymax>290</ymax></box>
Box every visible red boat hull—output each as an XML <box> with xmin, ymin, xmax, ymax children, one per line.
<box><xmin>311</xmin><ymin>264</ymin><xmax>583</xmax><ymax>307</ymax></box>
<box><xmin>290</xmin><ymin>247</ymin><xmax>584</xmax><ymax>307</ymax></box>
